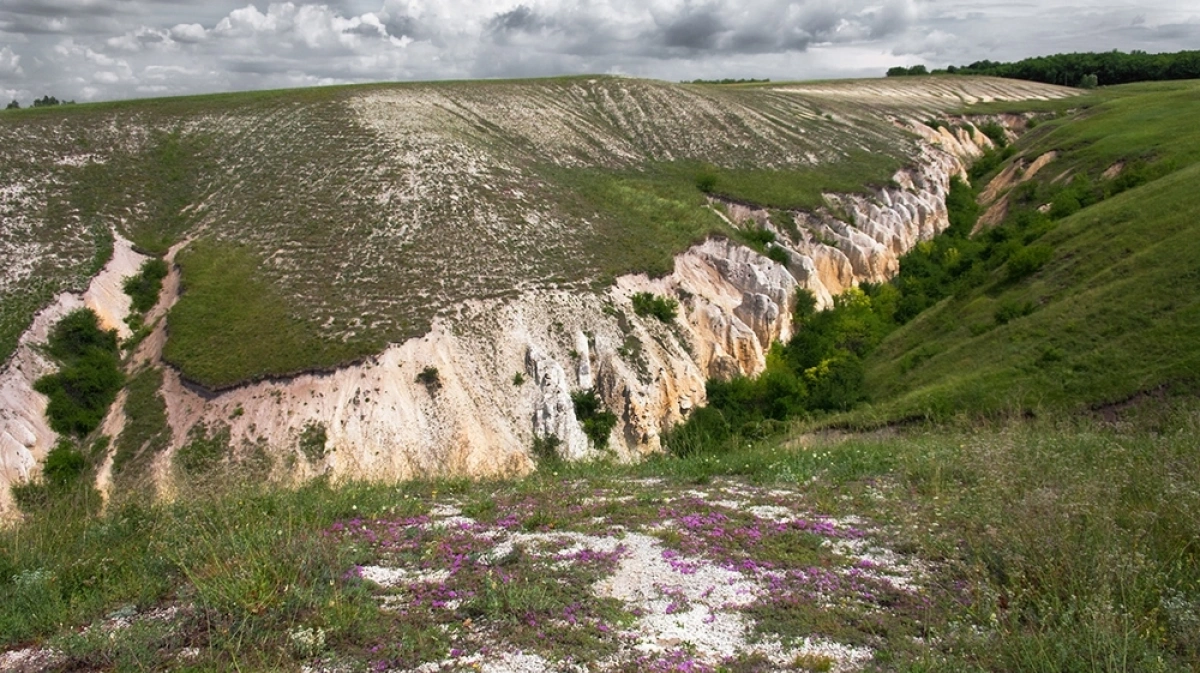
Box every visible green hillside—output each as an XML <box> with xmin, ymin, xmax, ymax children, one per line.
<box><xmin>855</xmin><ymin>80</ymin><xmax>1200</xmax><ymax>423</ymax></box>
<box><xmin>0</xmin><ymin>76</ymin><xmax>1070</xmax><ymax>389</ymax></box>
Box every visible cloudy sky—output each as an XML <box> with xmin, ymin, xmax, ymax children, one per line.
<box><xmin>0</xmin><ymin>0</ymin><xmax>1196</xmax><ymax>104</ymax></box>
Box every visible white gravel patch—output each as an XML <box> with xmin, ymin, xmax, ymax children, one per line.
<box><xmin>746</xmin><ymin>504</ymin><xmax>794</xmax><ymax>522</ymax></box>
<box><xmin>429</xmin><ymin>515</ymin><xmax>478</xmax><ymax>530</ymax></box>
<box><xmin>832</xmin><ymin>538</ymin><xmax>927</xmax><ymax>592</ymax></box>
<box><xmin>429</xmin><ymin>503</ymin><xmax>462</xmax><ymax>517</ymax></box>
<box><xmin>360</xmin><ymin>565</ymin><xmax>451</xmax><ymax>588</ymax></box>
<box><xmin>0</xmin><ymin>647</ymin><xmax>62</xmax><ymax>670</ymax></box>
<box><xmin>595</xmin><ymin>533</ymin><xmax>758</xmax><ymax>659</ymax></box>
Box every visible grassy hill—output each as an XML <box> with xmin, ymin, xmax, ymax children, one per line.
<box><xmin>849</xmin><ymin>80</ymin><xmax>1200</xmax><ymax>423</ymax></box>
<box><xmin>0</xmin><ymin>76</ymin><xmax>1071</xmax><ymax>389</ymax></box>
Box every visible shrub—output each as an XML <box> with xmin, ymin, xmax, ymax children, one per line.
<box><xmin>122</xmin><ymin>258</ymin><xmax>169</xmax><ymax>314</ymax></box>
<box><xmin>416</xmin><ymin>366</ymin><xmax>442</xmax><ymax>391</ymax></box>
<box><xmin>10</xmin><ymin>439</ymin><xmax>99</xmax><ymax>513</ymax></box>
<box><xmin>298</xmin><ymin>421</ymin><xmax>328</xmax><ymax>462</ymax></box>
<box><xmin>33</xmin><ymin>309</ymin><xmax>122</xmax><ymax>437</ymax></box>
<box><xmin>793</xmin><ymin>288</ymin><xmax>818</xmax><ymax>325</ymax></box>
<box><xmin>977</xmin><ymin>121</ymin><xmax>1009</xmax><ymax>148</ymax></box>
<box><xmin>512</xmin><ymin>372</ymin><xmax>526</xmax><ymax>386</ymax></box>
<box><xmin>1049</xmin><ymin>191</ymin><xmax>1082</xmax><ymax>219</ymax></box>
<box><xmin>571</xmin><ymin>390</ymin><xmax>617</xmax><ymax>449</ymax></box>
<box><xmin>766</xmin><ymin>245</ymin><xmax>789</xmax><ymax>265</ymax></box>
<box><xmin>969</xmin><ymin>145</ymin><xmax>1016</xmax><ymax>181</ymax></box>
<box><xmin>1006</xmin><ymin>244</ymin><xmax>1054</xmax><ymax>280</ymax></box>
<box><xmin>740</xmin><ymin>227</ymin><xmax>776</xmax><ymax>250</ymax></box>
<box><xmin>695</xmin><ymin>169</ymin><xmax>718</xmax><ymax>193</ymax></box>
<box><xmin>43</xmin><ymin>439</ymin><xmax>88</xmax><ymax>489</ymax></box>
<box><xmin>175</xmin><ymin>423</ymin><xmax>231</xmax><ymax>475</ymax></box>
<box><xmin>631</xmin><ymin>292</ymin><xmax>679</xmax><ymax>323</ymax></box>
<box><xmin>994</xmin><ymin>299</ymin><xmax>1037</xmax><ymax>325</ymax></box>
<box><xmin>663</xmin><ymin>406</ymin><xmax>732</xmax><ymax>458</ymax></box>
<box><xmin>531</xmin><ymin>434</ymin><xmax>562</xmax><ymax>466</ymax></box>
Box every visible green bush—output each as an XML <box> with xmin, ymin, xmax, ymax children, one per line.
<box><xmin>571</xmin><ymin>390</ymin><xmax>617</xmax><ymax>448</ymax></box>
<box><xmin>122</xmin><ymin>258</ymin><xmax>169</xmax><ymax>314</ymax></box>
<box><xmin>532</xmin><ymin>434</ymin><xmax>563</xmax><ymax>466</ymax></box>
<box><xmin>969</xmin><ymin>144</ymin><xmax>1016</xmax><ymax>181</ymax></box>
<box><xmin>793</xmin><ymin>288</ymin><xmax>818</xmax><ymax>324</ymax></box>
<box><xmin>33</xmin><ymin>309</ymin><xmax>122</xmax><ymax>437</ymax></box>
<box><xmin>298</xmin><ymin>421</ymin><xmax>328</xmax><ymax>463</ymax></box>
<box><xmin>10</xmin><ymin>439</ymin><xmax>99</xmax><ymax>514</ymax></box>
<box><xmin>663</xmin><ymin>406</ymin><xmax>732</xmax><ymax>457</ymax></box>
<box><xmin>994</xmin><ymin>299</ymin><xmax>1037</xmax><ymax>325</ymax></box>
<box><xmin>1006</xmin><ymin>243</ymin><xmax>1054</xmax><ymax>280</ymax></box>
<box><xmin>977</xmin><ymin>121</ymin><xmax>1009</xmax><ymax>148</ymax></box>
<box><xmin>766</xmin><ymin>245</ymin><xmax>789</xmax><ymax>265</ymax></box>
<box><xmin>43</xmin><ymin>439</ymin><xmax>88</xmax><ymax>488</ymax></box>
<box><xmin>738</xmin><ymin>227</ymin><xmax>777</xmax><ymax>253</ymax></box>
<box><xmin>175</xmin><ymin>423</ymin><xmax>231</xmax><ymax>475</ymax></box>
<box><xmin>630</xmin><ymin>292</ymin><xmax>679</xmax><ymax>323</ymax></box>
<box><xmin>416</xmin><ymin>366</ymin><xmax>441</xmax><ymax>391</ymax></box>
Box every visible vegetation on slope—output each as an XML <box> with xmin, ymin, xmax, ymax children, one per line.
<box><xmin>5</xmin><ymin>75</ymin><xmax>1002</xmax><ymax>387</ymax></box>
<box><xmin>2</xmin><ymin>411</ymin><xmax>1197</xmax><ymax>670</ymax></box>
<box><xmin>663</xmin><ymin>79</ymin><xmax>1200</xmax><ymax>444</ymax></box>
<box><xmin>122</xmin><ymin>258</ymin><xmax>168</xmax><ymax>315</ymax></box>
<box><xmin>860</xmin><ymin>79</ymin><xmax>1200</xmax><ymax>422</ymax></box>
<box><xmin>32</xmin><ymin>309</ymin><xmax>122</xmax><ymax>437</ymax></box>
<box><xmin>163</xmin><ymin>240</ymin><xmax>377</xmax><ymax>389</ymax></box>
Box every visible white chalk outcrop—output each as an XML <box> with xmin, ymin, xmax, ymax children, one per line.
<box><xmin>0</xmin><ymin>235</ymin><xmax>145</xmax><ymax>519</ymax></box>
<box><xmin>127</xmin><ymin>123</ymin><xmax>995</xmax><ymax>488</ymax></box>
<box><xmin>1</xmin><ymin>121</ymin><xmax>1000</xmax><ymax>511</ymax></box>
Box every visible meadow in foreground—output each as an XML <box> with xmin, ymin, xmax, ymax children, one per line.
<box><xmin>2</xmin><ymin>403</ymin><xmax>1197</xmax><ymax>672</ymax></box>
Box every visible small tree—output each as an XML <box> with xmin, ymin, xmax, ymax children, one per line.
<box><xmin>1078</xmin><ymin>73</ymin><xmax>1099</xmax><ymax>89</ymax></box>
<box><xmin>5</xmin><ymin>100</ymin><xmax>18</xmax><ymax>110</ymax></box>
<box><xmin>417</xmin><ymin>366</ymin><xmax>442</xmax><ymax>392</ymax></box>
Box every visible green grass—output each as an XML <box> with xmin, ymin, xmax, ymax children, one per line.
<box><xmin>699</xmin><ymin>150</ymin><xmax>904</xmax><ymax>211</ymax></box>
<box><xmin>2</xmin><ymin>410</ymin><xmax>1197</xmax><ymax>670</ymax></box>
<box><xmin>111</xmin><ymin>366</ymin><xmax>170</xmax><ymax>481</ymax></box>
<box><xmin>848</xmin><ymin>84</ymin><xmax>1200</xmax><ymax>424</ymax></box>
<box><xmin>163</xmin><ymin>240</ymin><xmax>378</xmax><ymax>389</ymax></box>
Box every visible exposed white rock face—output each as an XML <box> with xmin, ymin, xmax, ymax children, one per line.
<box><xmin>0</xmin><ymin>233</ymin><xmax>145</xmax><ymax>520</ymax></box>
<box><xmin>575</xmin><ymin>331</ymin><xmax>593</xmax><ymax>390</ymax></box>
<box><xmin>0</xmin><ymin>295</ymin><xmax>85</xmax><ymax>518</ymax></box>
<box><xmin>1</xmin><ymin>121</ymin><xmax>1001</xmax><ymax>511</ymax></box>
<box><xmin>527</xmin><ymin>344</ymin><xmax>591</xmax><ymax>460</ymax></box>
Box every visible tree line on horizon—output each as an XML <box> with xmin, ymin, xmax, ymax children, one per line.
<box><xmin>5</xmin><ymin>95</ymin><xmax>76</xmax><ymax>110</ymax></box>
<box><xmin>887</xmin><ymin>49</ymin><xmax>1200</xmax><ymax>88</ymax></box>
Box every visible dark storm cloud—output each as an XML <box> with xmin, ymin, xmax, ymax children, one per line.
<box><xmin>0</xmin><ymin>0</ymin><xmax>1196</xmax><ymax>105</ymax></box>
<box><xmin>659</xmin><ymin>10</ymin><xmax>724</xmax><ymax>50</ymax></box>
<box><xmin>487</xmin><ymin>5</ymin><xmax>544</xmax><ymax>34</ymax></box>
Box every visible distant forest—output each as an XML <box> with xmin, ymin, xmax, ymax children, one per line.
<box><xmin>887</xmin><ymin>50</ymin><xmax>1200</xmax><ymax>88</ymax></box>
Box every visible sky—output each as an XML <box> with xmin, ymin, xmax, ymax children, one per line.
<box><xmin>0</xmin><ymin>0</ymin><xmax>1197</xmax><ymax>104</ymax></box>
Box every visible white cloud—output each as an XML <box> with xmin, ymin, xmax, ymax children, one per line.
<box><xmin>0</xmin><ymin>47</ymin><xmax>22</xmax><ymax>77</ymax></box>
<box><xmin>0</xmin><ymin>1</ymin><xmax>1196</xmax><ymax>103</ymax></box>
<box><xmin>170</xmin><ymin>23</ymin><xmax>207</xmax><ymax>43</ymax></box>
